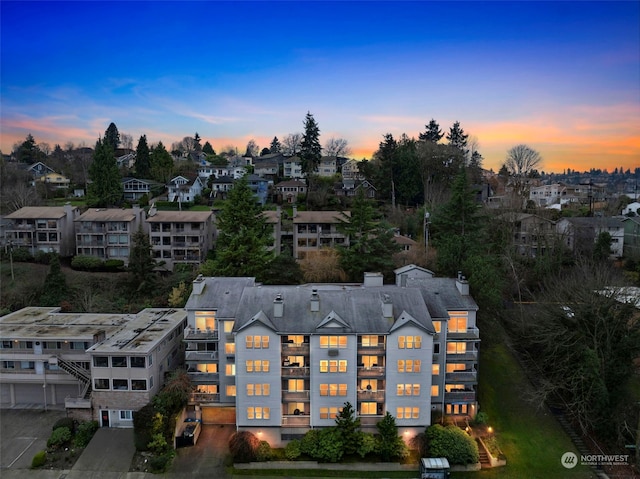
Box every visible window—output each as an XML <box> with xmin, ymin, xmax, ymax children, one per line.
<box><xmin>247</xmin><ymin>384</ymin><xmax>270</xmax><ymax>396</ymax></box>
<box><xmin>226</xmin><ymin>385</ymin><xmax>236</xmax><ymax>396</ymax></box>
<box><xmin>119</xmin><ymin>410</ymin><xmax>133</xmax><ymax>420</ymax></box>
<box><xmin>397</xmin><ymin>384</ymin><xmax>420</xmax><ymax>396</ymax></box>
<box><xmin>360</xmin><ymin>379</ymin><xmax>377</xmax><ymax>391</ymax></box>
<box><xmin>246</xmin><ymin>360</ymin><xmax>269</xmax><ymax>372</ymax></box>
<box><xmin>398</xmin><ymin>335</ymin><xmax>422</xmax><ymax>349</ymax></box>
<box><xmin>131</xmin><ymin>380</ymin><xmax>147</xmax><ymax>391</ymax></box>
<box><xmin>130</xmin><ymin>357</ymin><xmax>146</xmax><ymax>368</ymax></box>
<box><xmin>319</xmin><ymin>336</ymin><xmax>347</xmax><ymax>348</ymax></box>
<box><xmin>447</xmin><ymin>363</ymin><xmax>467</xmax><ymax>373</ymax></box>
<box><xmin>432</xmin><ymin>364</ymin><xmax>440</xmax><ymax>375</ymax></box>
<box><xmin>113</xmin><ymin>379</ymin><xmax>128</xmax><ymax>390</ymax></box>
<box><xmin>1</xmin><ymin>340</ymin><xmax>13</xmax><ymax>349</ymax></box>
<box><xmin>285</xmin><ymin>335</ymin><xmax>304</xmax><ymax>346</ymax></box>
<box><xmin>224</xmin><ymin>321</ymin><xmax>234</xmax><ymax>333</ymax></box>
<box><xmin>446</xmin><ymin>404</ymin><xmax>469</xmax><ymax>415</ymax></box>
<box><xmin>446</xmin><ymin>342</ymin><xmax>467</xmax><ymax>355</ymax></box>
<box><xmin>93</xmin><ymin>356</ymin><xmax>108</xmax><ymax>367</ymax></box>
<box><xmin>288</xmin><ymin>379</ymin><xmax>304</xmax><ymax>392</ymax></box>
<box><xmin>112</xmin><ymin>357</ymin><xmax>127</xmax><ymax>367</ymax></box>
<box><xmin>247</xmin><ymin>407</ymin><xmax>270</xmax><ymax>419</ymax></box>
<box><xmin>397</xmin><ymin>359</ymin><xmax>421</xmax><ymax>372</ymax></box>
<box><xmin>360</xmin><ymin>335</ymin><xmax>379</xmax><ymax>347</ymax></box>
<box><xmin>431</xmin><ymin>385</ymin><xmax>439</xmax><ymax>396</ymax></box>
<box><xmin>360</xmin><ymin>402</ymin><xmax>377</xmax><ymax>415</ymax></box>
<box><xmin>2</xmin><ymin>361</ymin><xmax>15</xmax><ymax>369</ymax></box>
<box><xmin>94</xmin><ymin>378</ymin><xmax>109</xmax><ymax>390</ymax></box>
<box><xmin>396</xmin><ymin>407</ymin><xmax>420</xmax><ymax>419</ymax></box>
<box><xmin>448</xmin><ymin>314</ymin><xmax>468</xmax><ymax>333</ymax></box>
<box><xmin>225</xmin><ymin>343</ymin><xmax>236</xmax><ymax>354</ymax></box>
<box><xmin>246</xmin><ymin>335</ymin><xmax>270</xmax><ymax>349</ymax></box>
<box><xmin>433</xmin><ymin>322</ymin><xmax>442</xmax><ymax>333</ymax></box>
<box><xmin>225</xmin><ymin>364</ymin><xmax>235</xmax><ymax>376</ymax></box>
<box><xmin>319</xmin><ymin>407</ymin><xmax>342</xmax><ymax>419</ymax></box>
<box><xmin>434</xmin><ymin>344</ymin><xmax>440</xmax><ymax>354</ymax></box>
<box><xmin>319</xmin><ymin>360</ymin><xmax>347</xmax><ymax>373</ymax></box>
<box><xmin>319</xmin><ymin>384</ymin><xmax>347</xmax><ymax>396</ymax></box>
<box><xmin>20</xmin><ymin>361</ymin><xmax>35</xmax><ymax>370</ymax></box>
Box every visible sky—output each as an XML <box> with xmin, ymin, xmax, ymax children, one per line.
<box><xmin>1</xmin><ymin>1</ymin><xmax>639</xmax><ymax>174</ymax></box>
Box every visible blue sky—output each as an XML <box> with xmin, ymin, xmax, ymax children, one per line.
<box><xmin>1</xmin><ymin>1</ymin><xmax>638</xmax><ymax>172</ymax></box>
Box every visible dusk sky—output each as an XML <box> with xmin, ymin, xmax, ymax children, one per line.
<box><xmin>1</xmin><ymin>1</ymin><xmax>638</xmax><ymax>173</ymax></box>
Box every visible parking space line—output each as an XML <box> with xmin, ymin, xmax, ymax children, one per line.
<box><xmin>7</xmin><ymin>437</ymin><xmax>37</xmax><ymax>468</ymax></box>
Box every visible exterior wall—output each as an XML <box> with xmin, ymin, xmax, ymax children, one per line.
<box><xmin>149</xmin><ymin>215</ymin><xmax>213</xmax><ymax>270</ymax></box>
<box><xmin>235</xmin><ymin>324</ymin><xmax>281</xmax><ymax>428</ymax></box>
<box><xmin>293</xmin><ymin>221</ymin><xmax>348</xmax><ymax>259</ymax></box>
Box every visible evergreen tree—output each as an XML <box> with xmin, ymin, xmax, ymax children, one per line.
<box><xmin>128</xmin><ymin>227</ymin><xmax>157</xmax><ymax>293</ymax></box>
<box><xmin>202</xmin><ymin>141</ymin><xmax>215</xmax><ymax>155</ymax></box>
<box><xmin>261</xmin><ymin>253</ymin><xmax>304</xmax><ymax>285</ymax></box>
<box><xmin>337</xmin><ymin>189</ymin><xmax>401</xmax><ymax>282</ymax></box>
<box><xmin>150</xmin><ymin>141</ymin><xmax>174</xmax><ymax>183</ymax></box>
<box><xmin>15</xmin><ymin>134</ymin><xmax>40</xmax><ymax>163</ymax></box>
<box><xmin>419</xmin><ymin>119</ymin><xmax>444</xmax><ymax>143</ymax></box>
<box><xmin>206</xmin><ymin>175</ymin><xmax>272</xmax><ymax>278</ymax></box>
<box><xmin>367</xmin><ymin>133</ymin><xmax>398</xmax><ymax>204</ymax></box>
<box><xmin>446</xmin><ymin>121</ymin><xmax>469</xmax><ymax>157</ymax></box>
<box><xmin>40</xmin><ymin>254</ymin><xmax>67</xmax><ymax>306</ymax></box>
<box><xmin>468</xmin><ymin>150</ymin><xmax>484</xmax><ymax>184</ymax></box>
<box><xmin>88</xmin><ymin>138</ymin><xmax>123</xmax><ymax>207</ymax></box>
<box><xmin>376</xmin><ymin>412</ymin><xmax>407</xmax><ymax>461</ymax></box>
<box><xmin>194</xmin><ymin>132</ymin><xmax>202</xmax><ymax>152</ymax></box>
<box><xmin>299</xmin><ymin>112</ymin><xmax>322</xmax><ymax>176</ymax></box>
<box><xmin>104</xmin><ymin>122</ymin><xmax>120</xmax><ymax>151</ymax></box>
<box><xmin>135</xmin><ymin>134</ymin><xmax>151</xmax><ymax>179</ymax></box>
<box><xmin>269</xmin><ymin>136</ymin><xmax>282</xmax><ymax>154</ymax></box>
<box><xmin>334</xmin><ymin>402</ymin><xmax>361</xmax><ymax>457</ymax></box>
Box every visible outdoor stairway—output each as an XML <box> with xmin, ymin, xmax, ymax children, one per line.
<box><xmin>55</xmin><ymin>356</ymin><xmax>92</xmax><ymax>399</ymax></box>
<box><xmin>551</xmin><ymin>410</ymin><xmax>609</xmax><ymax>479</ymax></box>
<box><xmin>476</xmin><ymin>439</ymin><xmax>491</xmax><ymax>467</ymax></box>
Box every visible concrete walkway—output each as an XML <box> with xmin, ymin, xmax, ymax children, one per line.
<box><xmin>71</xmin><ymin>428</ymin><xmax>136</xmax><ymax>473</ymax></box>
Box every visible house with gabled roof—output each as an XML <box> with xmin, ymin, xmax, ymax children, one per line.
<box><xmin>167</xmin><ymin>175</ymin><xmax>204</xmax><ymax>203</ymax></box>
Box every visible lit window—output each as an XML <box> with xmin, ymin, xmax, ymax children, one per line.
<box><xmin>431</xmin><ymin>385</ymin><xmax>439</xmax><ymax>396</ymax></box>
<box><xmin>432</xmin><ymin>364</ymin><xmax>440</xmax><ymax>375</ymax></box>
<box><xmin>246</xmin><ymin>360</ymin><xmax>269</xmax><ymax>372</ymax></box>
<box><xmin>396</xmin><ymin>384</ymin><xmax>420</xmax><ymax>396</ymax></box>
<box><xmin>319</xmin><ymin>336</ymin><xmax>348</xmax><ymax>348</ymax></box>
<box><xmin>360</xmin><ymin>335</ymin><xmax>379</xmax><ymax>347</ymax></box>
<box><xmin>247</xmin><ymin>407</ymin><xmax>270</xmax><ymax>420</ymax></box>
<box><xmin>226</xmin><ymin>364</ymin><xmax>236</xmax><ymax>376</ymax></box>
<box><xmin>360</xmin><ymin>402</ymin><xmax>377</xmax><ymax>415</ymax></box>
<box><xmin>226</xmin><ymin>385</ymin><xmax>236</xmax><ymax>396</ymax></box>
<box><xmin>224</xmin><ymin>321</ymin><xmax>234</xmax><ymax>333</ymax></box>
<box><xmin>225</xmin><ymin>343</ymin><xmax>236</xmax><ymax>354</ymax></box>
<box><xmin>446</xmin><ymin>342</ymin><xmax>467</xmax><ymax>354</ymax></box>
<box><xmin>396</xmin><ymin>407</ymin><xmax>420</xmax><ymax>419</ymax></box>
<box><xmin>448</xmin><ymin>314</ymin><xmax>468</xmax><ymax>333</ymax></box>
<box><xmin>397</xmin><ymin>359</ymin><xmax>421</xmax><ymax>372</ymax></box>
<box><xmin>319</xmin><ymin>407</ymin><xmax>342</xmax><ymax>419</ymax></box>
<box><xmin>398</xmin><ymin>336</ymin><xmax>422</xmax><ymax>349</ymax></box>
<box><xmin>247</xmin><ymin>384</ymin><xmax>270</xmax><ymax>396</ymax></box>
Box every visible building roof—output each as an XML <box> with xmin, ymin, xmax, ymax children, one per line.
<box><xmin>184</xmin><ymin>277</ymin><xmax>257</xmax><ymax>318</ymax></box>
<box><xmin>5</xmin><ymin>206</ymin><xmax>72</xmax><ymax>220</ymax></box>
<box><xmin>88</xmin><ymin>308</ymin><xmax>187</xmax><ymax>354</ymax></box>
<box><xmin>293</xmin><ymin>211</ymin><xmax>350</xmax><ymax>224</ymax></box>
<box><xmin>75</xmin><ymin>208</ymin><xmax>140</xmax><ymax>222</ymax></box>
<box><xmin>275</xmin><ymin>180</ymin><xmax>306</xmax><ymax>188</ymax></box>
<box><xmin>393</xmin><ymin>234</ymin><xmax>417</xmax><ymax>246</ymax></box>
<box><xmin>407</xmin><ymin>277</ymin><xmax>479</xmax><ymax>317</ymax></box>
<box><xmin>146</xmin><ymin>210</ymin><xmax>213</xmax><ymax>222</ymax></box>
<box><xmin>560</xmin><ymin>217</ymin><xmax>624</xmax><ymax>228</ymax></box>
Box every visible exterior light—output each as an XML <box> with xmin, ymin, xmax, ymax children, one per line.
<box><xmin>487</xmin><ymin>426</ymin><xmax>493</xmax><ymax>434</ymax></box>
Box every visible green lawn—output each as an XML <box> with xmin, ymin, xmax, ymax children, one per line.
<box><xmin>455</xmin><ymin>337</ymin><xmax>595</xmax><ymax>479</ymax></box>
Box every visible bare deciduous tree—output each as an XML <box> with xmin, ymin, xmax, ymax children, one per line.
<box><xmin>323</xmin><ymin>137</ymin><xmax>351</xmax><ymax>157</ymax></box>
<box><xmin>282</xmin><ymin>133</ymin><xmax>303</xmax><ymax>156</ymax></box>
<box><xmin>502</xmin><ymin>144</ymin><xmax>542</xmax><ymax>199</ymax></box>
<box><xmin>120</xmin><ymin>133</ymin><xmax>134</xmax><ymax>150</ymax></box>
<box><xmin>299</xmin><ymin>249</ymin><xmax>347</xmax><ymax>282</ymax></box>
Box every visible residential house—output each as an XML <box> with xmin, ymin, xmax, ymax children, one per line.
<box><xmin>317</xmin><ymin>156</ymin><xmax>338</xmax><ymax>177</ymax></box>
<box><xmin>334</xmin><ymin>179</ymin><xmax>377</xmax><ymax>199</ymax></box>
<box><xmin>0</xmin><ymin>306</ymin><xmax>186</xmax><ymax>427</ymax></box>
<box><xmin>122</xmin><ymin>177</ymin><xmax>157</xmax><ymax>201</ymax></box>
<box><xmin>246</xmin><ymin>174</ymin><xmax>269</xmax><ymax>206</ymax></box>
<box><xmin>38</xmin><ymin>172</ymin><xmax>71</xmax><ymax>190</ymax></box>
<box><xmin>275</xmin><ymin>180</ymin><xmax>307</xmax><ymax>204</ymax></box>
<box><xmin>75</xmin><ymin>206</ymin><xmax>146</xmax><ymax>265</ymax></box>
<box><xmin>529</xmin><ymin>183</ymin><xmax>568</xmax><ymax>207</ymax></box>
<box><xmin>283</xmin><ymin>156</ymin><xmax>303</xmax><ymax>179</ymax></box>
<box><xmin>508</xmin><ymin>213</ymin><xmax>558</xmax><ymax>258</ymax></box>
<box><xmin>621</xmin><ymin>217</ymin><xmax>640</xmax><ymax>260</ymax></box>
<box><xmin>168</xmin><ymin>175</ymin><xmax>205</xmax><ymax>203</ymax></box>
<box><xmin>4</xmin><ymin>204</ymin><xmax>79</xmax><ymax>256</ymax></box>
<box><xmin>147</xmin><ymin>209</ymin><xmax>214</xmax><ymax>271</ymax></box>
<box><xmin>292</xmin><ymin>208</ymin><xmax>350</xmax><ymax>260</ymax></box>
<box><xmin>253</xmin><ymin>157</ymin><xmax>280</xmax><ymax>182</ymax></box>
<box><xmin>210</xmin><ymin>175</ymin><xmax>235</xmax><ymax>200</ymax></box>
<box><xmin>622</xmin><ymin>202</ymin><xmax>640</xmax><ymax>216</ymax></box>
<box><xmin>393</xmin><ymin>234</ymin><xmax>418</xmax><ymax>265</ymax></box>
<box><xmin>116</xmin><ymin>152</ymin><xmax>136</xmax><ymax>169</ymax></box>
<box><xmin>341</xmin><ymin>159</ymin><xmax>363</xmax><ymax>180</ymax></box>
<box><xmin>26</xmin><ymin>161</ymin><xmax>55</xmax><ymax>179</ymax></box>
<box><xmin>183</xmin><ymin>267</ymin><xmax>479</xmax><ymax>446</ymax></box>
<box><xmin>556</xmin><ymin>217</ymin><xmax>625</xmax><ymax>259</ymax></box>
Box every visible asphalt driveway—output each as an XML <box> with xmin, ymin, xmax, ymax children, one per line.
<box><xmin>168</xmin><ymin>424</ymin><xmax>234</xmax><ymax>478</ymax></box>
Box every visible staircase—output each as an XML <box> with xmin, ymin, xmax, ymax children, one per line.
<box><xmin>476</xmin><ymin>439</ymin><xmax>491</xmax><ymax>467</ymax></box>
<box><xmin>55</xmin><ymin>356</ymin><xmax>92</xmax><ymax>399</ymax></box>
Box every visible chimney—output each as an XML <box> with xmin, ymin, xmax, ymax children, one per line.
<box><xmin>192</xmin><ymin>274</ymin><xmax>206</xmax><ymax>295</ymax></box>
<box><xmin>382</xmin><ymin>294</ymin><xmax>393</xmax><ymax>319</ymax></box>
<box><xmin>363</xmin><ymin>272</ymin><xmax>383</xmax><ymax>287</ymax></box>
<box><xmin>310</xmin><ymin>288</ymin><xmax>320</xmax><ymax>312</ymax></box>
<box><xmin>274</xmin><ymin>293</ymin><xmax>284</xmax><ymax>318</ymax></box>
<box><xmin>456</xmin><ymin>271</ymin><xmax>469</xmax><ymax>296</ymax></box>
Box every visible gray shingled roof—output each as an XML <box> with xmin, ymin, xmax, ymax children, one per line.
<box><xmin>407</xmin><ymin>278</ymin><xmax>478</xmax><ymax>317</ymax></box>
<box><xmin>185</xmin><ymin>277</ymin><xmax>256</xmax><ymax>319</ymax></box>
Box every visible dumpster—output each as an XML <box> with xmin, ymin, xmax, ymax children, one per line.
<box><xmin>419</xmin><ymin>457</ymin><xmax>450</xmax><ymax>479</ymax></box>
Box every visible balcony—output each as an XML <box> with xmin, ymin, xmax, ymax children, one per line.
<box><xmin>444</xmin><ymin>390</ymin><xmax>476</xmax><ymax>402</ymax></box>
<box><xmin>445</xmin><ymin>370</ymin><xmax>477</xmax><ymax>383</ymax></box>
<box><xmin>357</xmin><ymin>344</ymin><xmax>386</xmax><ymax>355</ymax></box>
<box><xmin>447</xmin><ymin>327</ymin><xmax>480</xmax><ymax>340</ymax></box>
<box><xmin>190</xmin><ymin>392</ymin><xmax>220</xmax><ymax>403</ymax></box>
<box><xmin>445</xmin><ymin>350</ymin><xmax>478</xmax><ymax>361</ymax></box>
<box><xmin>282</xmin><ymin>390</ymin><xmax>310</xmax><ymax>401</ymax></box>
<box><xmin>186</xmin><ymin>371</ymin><xmax>219</xmax><ymax>383</ymax></box>
<box><xmin>185</xmin><ymin>351</ymin><xmax>218</xmax><ymax>361</ymax></box>
<box><xmin>359</xmin><ymin>415</ymin><xmax>384</xmax><ymax>427</ymax></box>
<box><xmin>281</xmin><ymin>342</ymin><xmax>310</xmax><ymax>355</ymax></box>
<box><xmin>357</xmin><ymin>366</ymin><xmax>385</xmax><ymax>378</ymax></box>
<box><xmin>357</xmin><ymin>389</ymin><xmax>385</xmax><ymax>402</ymax></box>
<box><xmin>282</xmin><ymin>415</ymin><xmax>310</xmax><ymax>427</ymax></box>
<box><xmin>184</xmin><ymin>329</ymin><xmax>218</xmax><ymax>341</ymax></box>
<box><xmin>281</xmin><ymin>366</ymin><xmax>310</xmax><ymax>378</ymax></box>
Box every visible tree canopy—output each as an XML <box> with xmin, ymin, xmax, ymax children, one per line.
<box><xmin>87</xmin><ymin>138</ymin><xmax>122</xmax><ymax>207</ymax></box>
<box><xmin>135</xmin><ymin>134</ymin><xmax>151</xmax><ymax>178</ymax></box>
<box><xmin>300</xmin><ymin>112</ymin><xmax>322</xmax><ymax>176</ymax></box>
<box><xmin>104</xmin><ymin>122</ymin><xmax>120</xmax><ymax>151</ymax></box>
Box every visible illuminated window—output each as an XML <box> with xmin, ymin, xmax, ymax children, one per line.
<box><xmin>360</xmin><ymin>379</ymin><xmax>377</xmax><ymax>391</ymax></box>
<box><xmin>319</xmin><ymin>407</ymin><xmax>342</xmax><ymax>419</ymax></box>
<box><xmin>446</xmin><ymin>404</ymin><xmax>469</xmax><ymax>415</ymax></box>
<box><xmin>247</xmin><ymin>384</ymin><xmax>270</xmax><ymax>396</ymax></box>
<box><xmin>288</xmin><ymin>379</ymin><xmax>304</xmax><ymax>392</ymax></box>
<box><xmin>360</xmin><ymin>335</ymin><xmax>379</xmax><ymax>347</ymax></box>
<box><xmin>320</xmin><ymin>384</ymin><xmax>347</xmax><ymax>396</ymax></box>
<box><xmin>246</xmin><ymin>360</ymin><xmax>270</xmax><ymax>372</ymax></box>
<box><xmin>397</xmin><ymin>384</ymin><xmax>420</xmax><ymax>396</ymax></box>
<box><xmin>398</xmin><ymin>336</ymin><xmax>422</xmax><ymax>349</ymax></box>
<box><xmin>224</xmin><ymin>321</ymin><xmax>234</xmax><ymax>333</ymax></box>
<box><xmin>446</xmin><ymin>363</ymin><xmax>467</xmax><ymax>373</ymax></box>
<box><xmin>319</xmin><ymin>359</ymin><xmax>346</xmax><ymax>373</ymax></box>
<box><xmin>226</xmin><ymin>385</ymin><xmax>236</xmax><ymax>396</ymax></box>
<box><xmin>447</xmin><ymin>315</ymin><xmax>467</xmax><ymax>333</ymax></box>
<box><xmin>319</xmin><ymin>336</ymin><xmax>348</xmax><ymax>348</ymax></box>
<box><xmin>396</xmin><ymin>407</ymin><xmax>420</xmax><ymax>419</ymax></box>
<box><xmin>432</xmin><ymin>364</ymin><xmax>440</xmax><ymax>375</ymax></box>
<box><xmin>247</xmin><ymin>407</ymin><xmax>270</xmax><ymax>420</ymax></box>
<box><xmin>446</xmin><ymin>342</ymin><xmax>467</xmax><ymax>354</ymax></box>
<box><xmin>285</xmin><ymin>335</ymin><xmax>304</xmax><ymax>346</ymax></box>
<box><xmin>433</xmin><ymin>322</ymin><xmax>442</xmax><ymax>333</ymax></box>
<box><xmin>225</xmin><ymin>343</ymin><xmax>236</xmax><ymax>354</ymax></box>
<box><xmin>360</xmin><ymin>402</ymin><xmax>377</xmax><ymax>415</ymax></box>
<box><xmin>225</xmin><ymin>364</ymin><xmax>235</xmax><ymax>376</ymax></box>
<box><xmin>195</xmin><ymin>311</ymin><xmax>216</xmax><ymax>331</ymax></box>
<box><xmin>431</xmin><ymin>385</ymin><xmax>439</xmax><ymax>396</ymax></box>
<box><xmin>445</xmin><ymin>384</ymin><xmax>465</xmax><ymax>392</ymax></box>
<box><xmin>397</xmin><ymin>359</ymin><xmax>421</xmax><ymax>372</ymax></box>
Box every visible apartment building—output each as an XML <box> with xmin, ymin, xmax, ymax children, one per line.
<box><xmin>183</xmin><ymin>267</ymin><xmax>479</xmax><ymax>446</ymax></box>
<box><xmin>75</xmin><ymin>206</ymin><xmax>146</xmax><ymax>265</ymax></box>
<box><xmin>146</xmin><ymin>209</ymin><xmax>214</xmax><ymax>271</ymax></box>
<box><xmin>292</xmin><ymin>209</ymin><xmax>350</xmax><ymax>260</ymax></box>
<box><xmin>0</xmin><ymin>307</ymin><xmax>186</xmax><ymax>428</ymax></box>
<box><xmin>4</xmin><ymin>204</ymin><xmax>79</xmax><ymax>256</ymax></box>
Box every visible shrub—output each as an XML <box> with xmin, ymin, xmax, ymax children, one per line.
<box><xmin>409</xmin><ymin>432</ymin><xmax>428</xmax><ymax>457</ymax></box>
<box><xmin>74</xmin><ymin>420</ymin><xmax>99</xmax><ymax>447</ymax></box>
<box><xmin>256</xmin><ymin>440</ymin><xmax>272</xmax><ymax>462</ymax></box>
<box><xmin>357</xmin><ymin>432</ymin><xmax>377</xmax><ymax>458</ymax></box>
<box><xmin>34</xmin><ymin>251</ymin><xmax>53</xmax><ymax>264</ymax></box>
<box><xmin>31</xmin><ymin>450</ymin><xmax>47</xmax><ymax>468</ymax></box>
<box><xmin>11</xmin><ymin>247</ymin><xmax>33</xmax><ymax>262</ymax></box>
<box><xmin>133</xmin><ymin>403</ymin><xmax>155</xmax><ymax>450</ymax></box>
<box><xmin>71</xmin><ymin>255</ymin><xmax>104</xmax><ymax>271</ymax></box>
<box><xmin>473</xmin><ymin>411</ymin><xmax>489</xmax><ymax>426</ymax></box>
<box><xmin>52</xmin><ymin>417</ymin><xmax>75</xmax><ymax>433</ymax></box>
<box><xmin>300</xmin><ymin>428</ymin><xmax>344</xmax><ymax>463</ymax></box>
<box><xmin>104</xmin><ymin>259</ymin><xmax>125</xmax><ymax>271</ymax></box>
<box><xmin>147</xmin><ymin>432</ymin><xmax>169</xmax><ymax>454</ymax></box>
<box><xmin>229</xmin><ymin>431</ymin><xmax>260</xmax><ymax>463</ymax></box>
<box><xmin>284</xmin><ymin>439</ymin><xmax>301</xmax><ymax>460</ymax></box>
<box><xmin>47</xmin><ymin>427</ymin><xmax>72</xmax><ymax>448</ymax></box>
<box><xmin>149</xmin><ymin>451</ymin><xmax>174</xmax><ymax>473</ymax></box>
<box><xmin>425</xmin><ymin>424</ymin><xmax>479</xmax><ymax>465</ymax></box>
